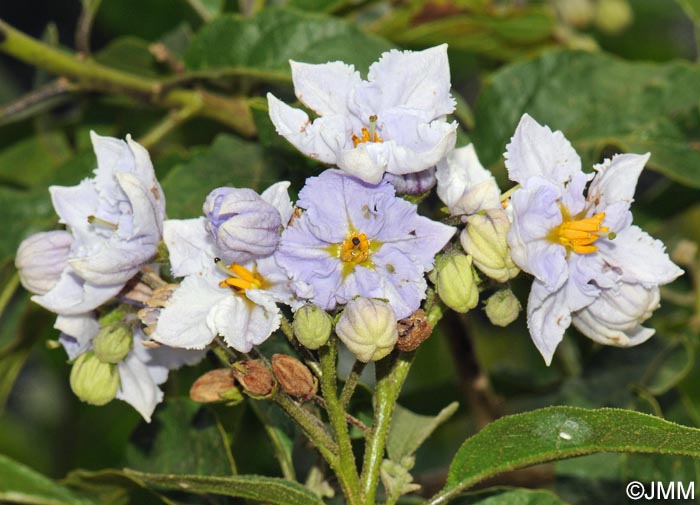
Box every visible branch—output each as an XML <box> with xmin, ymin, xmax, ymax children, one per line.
<box><xmin>0</xmin><ymin>19</ymin><xmax>255</xmax><ymax>136</ymax></box>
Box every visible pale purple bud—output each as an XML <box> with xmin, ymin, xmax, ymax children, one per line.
<box><xmin>203</xmin><ymin>187</ymin><xmax>282</xmax><ymax>263</ymax></box>
<box><xmin>385</xmin><ymin>168</ymin><xmax>437</xmax><ymax>196</ymax></box>
<box><xmin>336</xmin><ymin>298</ymin><xmax>398</xmax><ymax>362</ymax></box>
<box><xmin>15</xmin><ymin>231</ymin><xmax>72</xmax><ymax>295</ymax></box>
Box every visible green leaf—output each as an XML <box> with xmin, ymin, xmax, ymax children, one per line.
<box><xmin>387</xmin><ymin>401</ymin><xmax>459</xmax><ymax>461</ymax></box>
<box><xmin>160</xmin><ymin>134</ymin><xmax>266</xmax><ymax>219</ymax></box>
<box><xmin>0</xmin><ymin>133</ymin><xmax>72</xmax><ymax>187</ymax></box>
<box><xmin>0</xmin><ymin>187</ymin><xmax>57</xmax><ymax>262</ymax></box>
<box><xmin>126</xmin><ymin>398</ymin><xmax>236</xmax><ymax>476</ymax></box>
<box><xmin>472</xmin><ymin>50</ymin><xmax>700</xmax><ymax>187</ymax></box>
<box><xmin>676</xmin><ymin>0</ymin><xmax>700</xmax><ymax>23</ymax></box>
<box><xmin>435</xmin><ymin>406</ymin><xmax>700</xmax><ymax>502</ymax></box>
<box><xmin>0</xmin><ymin>454</ymin><xmax>95</xmax><ymax>505</ymax></box>
<box><xmin>454</xmin><ymin>487</ymin><xmax>568</xmax><ymax>504</ymax></box>
<box><xmin>124</xmin><ymin>469</ymin><xmax>326</xmax><ymax>505</ymax></box>
<box><xmin>94</xmin><ymin>37</ymin><xmax>161</xmax><ymax>78</ymax></box>
<box><xmin>184</xmin><ymin>7</ymin><xmax>393</xmax><ymax>79</ymax></box>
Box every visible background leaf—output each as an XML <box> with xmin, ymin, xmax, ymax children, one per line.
<box><xmin>472</xmin><ymin>50</ymin><xmax>700</xmax><ymax>187</ymax></box>
<box><xmin>387</xmin><ymin>401</ymin><xmax>459</xmax><ymax>462</ymax></box>
<box><xmin>436</xmin><ymin>406</ymin><xmax>700</xmax><ymax>501</ymax></box>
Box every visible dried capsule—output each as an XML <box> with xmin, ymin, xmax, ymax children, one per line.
<box><xmin>271</xmin><ymin>354</ymin><xmax>318</xmax><ymax>401</ymax></box>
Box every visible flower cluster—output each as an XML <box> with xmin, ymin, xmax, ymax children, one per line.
<box><xmin>15</xmin><ymin>45</ymin><xmax>684</xmax><ymax>422</ymax></box>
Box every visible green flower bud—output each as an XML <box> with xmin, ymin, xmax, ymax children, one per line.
<box><xmin>595</xmin><ymin>0</ymin><xmax>632</xmax><ymax>34</ymax></box>
<box><xmin>436</xmin><ymin>253</ymin><xmax>479</xmax><ymax>313</ymax></box>
<box><xmin>293</xmin><ymin>304</ymin><xmax>332</xmax><ymax>349</ymax></box>
<box><xmin>461</xmin><ymin>209</ymin><xmax>519</xmax><ymax>282</ymax></box>
<box><xmin>93</xmin><ymin>323</ymin><xmax>133</xmax><ymax>364</ymax></box>
<box><xmin>69</xmin><ymin>352</ymin><xmax>120</xmax><ymax>406</ymax></box>
<box><xmin>336</xmin><ymin>298</ymin><xmax>398</xmax><ymax>363</ymax></box>
<box><xmin>484</xmin><ymin>289</ymin><xmax>522</xmax><ymax>327</ymax></box>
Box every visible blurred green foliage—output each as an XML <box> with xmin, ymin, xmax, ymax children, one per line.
<box><xmin>1</xmin><ymin>0</ymin><xmax>700</xmax><ymax>503</ymax></box>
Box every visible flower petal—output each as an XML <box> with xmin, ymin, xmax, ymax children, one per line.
<box><xmin>596</xmin><ymin>225</ymin><xmax>684</xmax><ymax>287</ymax></box>
<box><xmin>260</xmin><ymin>181</ymin><xmax>293</xmax><ymax>225</ymax></box>
<box><xmin>267</xmin><ymin>93</ymin><xmax>349</xmax><ymax>164</ymax></box>
<box><xmin>362</xmin><ymin>44</ymin><xmax>455</xmax><ymax>119</ymax></box>
<box><xmin>588</xmin><ymin>153</ymin><xmax>649</xmax><ymax>214</ymax></box>
<box><xmin>54</xmin><ymin>313</ymin><xmax>99</xmax><ymax>345</ymax></box>
<box><xmin>69</xmin><ymin>239</ymin><xmax>153</xmax><ymax>285</ymax></box>
<box><xmin>435</xmin><ymin>144</ymin><xmax>501</xmax><ymax>214</ymax></box>
<box><xmin>163</xmin><ymin>218</ymin><xmax>217</xmax><ymax>278</ymax></box>
<box><xmin>117</xmin><ymin>347</ymin><xmax>163</xmax><ymax>422</ymax></box>
<box><xmin>526</xmin><ymin>279</ymin><xmax>572</xmax><ymax>366</ymax></box>
<box><xmin>209</xmin><ymin>294</ymin><xmax>280</xmax><ymax>352</ymax></box>
<box><xmin>505</xmin><ymin>113</ymin><xmax>582</xmax><ymax>185</ymax></box>
<box><xmin>290</xmin><ymin>60</ymin><xmax>361</xmax><ymax>117</ymax></box>
<box><xmin>151</xmin><ymin>275</ymin><xmax>223</xmax><ymax>349</ymax></box>
<box><xmin>32</xmin><ymin>269</ymin><xmax>122</xmax><ymax>315</ymax></box>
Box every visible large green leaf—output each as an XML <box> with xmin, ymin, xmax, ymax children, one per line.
<box><xmin>387</xmin><ymin>401</ymin><xmax>459</xmax><ymax>461</ymax></box>
<box><xmin>454</xmin><ymin>487</ymin><xmax>568</xmax><ymax>504</ymax></box>
<box><xmin>0</xmin><ymin>133</ymin><xmax>72</xmax><ymax>187</ymax></box>
<box><xmin>0</xmin><ymin>454</ymin><xmax>95</xmax><ymax>505</ymax></box>
<box><xmin>472</xmin><ymin>50</ymin><xmax>700</xmax><ymax>187</ymax></box>
<box><xmin>126</xmin><ymin>398</ymin><xmax>236</xmax><ymax>476</ymax></box>
<box><xmin>160</xmin><ymin>134</ymin><xmax>266</xmax><ymax>218</ymax></box>
<box><xmin>124</xmin><ymin>469</ymin><xmax>325</xmax><ymax>505</ymax></box>
<box><xmin>184</xmin><ymin>7</ymin><xmax>393</xmax><ymax>79</ymax></box>
<box><xmin>431</xmin><ymin>406</ymin><xmax>700</xmax><ymax>503</ymax></box>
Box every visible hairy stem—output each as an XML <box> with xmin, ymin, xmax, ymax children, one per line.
<box><xmin>0</xmin><ymin>19</ymin><xmax>255</xmax><ymax>136</ymax></box>
<box><xmin>360</xmin><ymin>351</ymin><xmax>415</xmax><ymax>504</ymax></box>
<box><xmin>340</xmin><ymin>359</ymin><xmax>366</xmax><ymax>408</ymax></box>
<box><xmin>319</xmin><ymin>337</ymin><xmax>362</xmax><ymax>505</ymax></box>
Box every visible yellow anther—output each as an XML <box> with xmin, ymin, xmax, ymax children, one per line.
<box><xmin>214</xmin><ymin>258</ymin><xmax>263</xmax><ymax>292</ymax></box>
<box><xmin>352</xmin><ymin>115</ymin><xmax>383</xmax><ymax>147</ymax></box>
<box><xmin>549</xmin><ymin>208</ymin><xmax>609</xmax><ymax>255</ymax></box>
<box><xmin>340</xmin><ymin>232</ymin><xmax>370</xmax><ymax>264</ymax></box>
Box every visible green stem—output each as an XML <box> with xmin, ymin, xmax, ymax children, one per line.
<box><xmin>360</xmin><ymin>351</ymin><xmax>415</xmax><ymax>504</ymax></box>
<box><xmin>0</xmin><ymin>19</ymin><xmax>255</xmax><ymax>136</ymax></box>
<box><xmin>273</xmin><ymin>393</ymin><xmax>338</xmax><ymax>463</ymax></box>
<box><xmin>319</xmin><ymin>338</ymin><xmax>362</xmax><ymax>505</ymax></box>
<box><xmin>340</xmin><ymin>359</ymin><xmax>366</xmax><ymax>408</ymax></box>
<box><xmin>139</xmin><ymin>100</ymin><xmax>202</xmax><ymax>149</ymax></box>
<box><xmin>0</xmin><ymin>273</ymin><xmax>20</xmax><ymax>319</ymax></box>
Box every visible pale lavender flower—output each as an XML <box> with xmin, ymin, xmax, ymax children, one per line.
<box><xmin>15</xmin><ymin>230</ymin><xmax>73</xmax><ymax>295</ymax></box>
<box><xmin>505</xmin><ymin>114</ymin><xmax>683</xmax><ymax>364</ymax></box>
<box><xmin>203</xmin><ymin>182</ymin><xmax>292</xmax><ymax>263</ymax></box>
<box><xmin>30</xmin><ymin>132</ymin><xmax>165</xmax><ymax>315</ymax></box>
<box><xmin>384</xmin><ymin>168</ymin><xmax>436</xmax><ymax>196</ymax></box>
<box><xmin>267</xmin><ymin>45</ymin><xmax>457</xmax><ymax>184</ymax></box>
<box><xmin>151</xmin><ymin>183</ymin><xmax>301</xmax><ymax>352</ymax></box>
<box><xmin>276</xmin><ymin>169</ymin><xmax>456</xmax><ymax>319</ymax></box>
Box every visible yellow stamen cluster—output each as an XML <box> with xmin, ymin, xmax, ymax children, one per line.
<box><xmin>549</xmin><ymin>208</ymin><xmax>609</xmax><ymax>255</ymax></box>
<box><xmin>215</xmin><ymin>258</ymin><xmax>263</xmax><ymax>292</ymax></box>
<box><xmin>351</xmin><ymin>115</ymin><xmax>383</xmax><ymax>147</ymax></box>
<box><xmin>340</xmin><ymin>233</ymin><xmax>370</xmax><ymax>264</ymax></box>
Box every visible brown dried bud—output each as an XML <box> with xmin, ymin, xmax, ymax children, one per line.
<box><xmin>271</xmin><ymin>354</ymin><xmax>318</xmax><ymax>401</ymax></box>
<box><xmin>190</xmin><ymin>369</ymin><xmax>238</xmax><ymax>403</ymax></box>
<box><xmin>396</xmin><ymin>309</ymin><xmax>432</xmax><ymax>352</ymax></box>
<box><xmin>232</xmin><ymin>360</ymin><xmax>276</xmax><ymax>398</ymax></box>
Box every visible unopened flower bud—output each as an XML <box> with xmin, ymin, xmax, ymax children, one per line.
<box><xmin>461</xmin><ymin>210</ymin><xmax>519</xmax><ymax>282</ymax></box>
<box><xmin>595</xmin><ymin>0</ymin><xmax>633</xmax><ymax>34</ymax></box>
<box><xmin>436</xmin><ymin>253</ymin><xmax>479</xmax><ymax>313</ymax></box>
<box><xmin>484</xmin><ymin>289</ymin><xmax>521</xmax><ymax>327</ymax></box>
<box><xmin>336</xmin><ymin>298</ymin><xmax>398</xmax><ymax>362</ymax></box>
<box><xmin>69</xmin><ymin>351</ymin><xmax>120</xmax><ymax>406</ymax></box>
<box><xmin>232</xmin><ymin>359</ymin><xmax>276</xmax><ymax>398</ymax></box>
<box><xmin>15</xmin><ymin>231</ymin><xmax>72</xmax><ymax>295</ymax></box>
<box><xmin>93</xmin><ymin>322</ymin><xmax>133</xmax><ymax>363</ymax></box>
<box><xmin>190</xmin><ymin>369</ymin><xmax>239</xmax><ymax>403</ymax></box>
<box><xmin>396</xmin><ymin>309</ymin><xmax>432</xmax><ymax>352</ymax></box>
<box><xmin>293</xmin><ymin>304</ymin><xmax>332</xmax><ymax>349</ymax></box>
<box><xmin>271</xmin><ymin>354</ymin><xmax>318</xmax><ymax>400</ymax></box>
<box><xmin>204</xmin><ymin>187</ymin><xmax>282</xmax><ymax>263</ymax></box>
<box><xmin>385</xmin><ymin>168</ymin><xmax>436</xmax><ymax>196</ymax></box>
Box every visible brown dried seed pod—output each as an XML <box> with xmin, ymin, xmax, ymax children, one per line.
<box><xmin>232</xmin><ymin>360</ymin><xmax>276</xmax><ymax>398</ymax></box>
<box><xmin>271</xmin><ymin>354</ymin><xmax>318</xmax><ymax>401</ymax></box>
<box><xmin>396</xmin><ymin>309</ymin><xmax>432</xmax><ymax>352</ymax></box>
<box><xmin>190</xmin><ymin>368</ymin><xmax>236</xmax><ymax>403</ymax></box>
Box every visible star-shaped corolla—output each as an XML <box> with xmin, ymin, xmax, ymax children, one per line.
<box><xmin>30</xmin><ymin>132</ymin><xmax>165</xmax><ymax>315</ymax></box>
<box><xmin>151</xmin><ymin>183</ymin><xmax>299</xmax><ymax>352</ymax></box>
<box><xmin>267</xmin><ymin>45</ymin><xmax>457</xmax><ymax>184</ymax></box>
<box><xmin>505</xmin><ymin>114</ymin><xmax>683</xmax><ymax>364</ymax></box>
<box><xmin>276</xmin><ymin>170</ymin><xmax>456</xmax><ymax>320</ymax></box>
